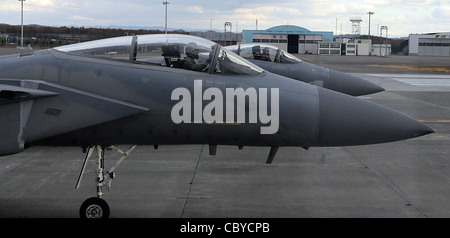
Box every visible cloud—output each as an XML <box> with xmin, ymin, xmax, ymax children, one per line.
<box><xmin>187</xmin><ymin>6</ymin><xmax>204</xmax><ymax>14</ymax></box>
<box><xmin>432</xmin><ymin>5</ymin><xmax>450</xmax><ymax>19</ymax></box>
<box><xmin>362</xmin><ymin>0</ymin><xmax>393</xmax><ymax>6</ymax></box>
<box><xmin>234</xmin><ymin>6</ymin><xmax>300</xmax><ymax>15</ymax></box>
<box><xmin>72</xmin><ymin>15</ymin><xmax>95</xmax><ymax>21</ymax></box>
<box><xmin>362</xmin><ymin>0</ymin><xmax>436</xmax><ymax>6</ymax></box>
<box><xmin>403</xmin><ymin>0</ymin><xmax>436</xmax><ymax>6</ymax></box>
<box><xmin>33</xmin><ymin>0</ymin><xmax>57</xmax><ymax>7</ymax></box>
<box><xmin>233</xmin><ymin>6</ymin><xmax>300</xmax><ymax>23</ymax></box>
<box><xmin>62</xmin><ymin>2</ymin><xmax>80</xmax><ymax>10</ymax></box>
<box><xmin>305</xmin><ymin>1</ymin><xmax>373</xmax><ymax>17</ymax></box>
<box><xmin>0</xmin><ymin>3</ymin><xmax>19</xmax><ymax>12</ymax></box>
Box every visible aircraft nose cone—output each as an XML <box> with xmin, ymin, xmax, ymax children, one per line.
<box><xmin>315</xmin><ymin>87</ymin><xmax>435</xmax><ymax>146</ymax></box>
<box><xmin>327</xmin><ymin>69</ymin><xmax>385</xmax><ymax>96</ymax></box>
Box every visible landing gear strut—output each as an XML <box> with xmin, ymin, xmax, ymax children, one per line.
<box><xmin>75</xmin><ymin>145</ymin><xmax>136</xmax><ymax>218</ymax></box>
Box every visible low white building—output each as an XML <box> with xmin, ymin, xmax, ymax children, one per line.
<box><xmin>318</xmin><ymin>42</ymin><xmax>341</xmax><ymax>55</ymax></box>
<box><xmin>318</xmin><ymin>39</ymin><xmax>371</xmax><ymax>56</ymax></box>
<box><xmin>372</xmin><ymin>44</ymin><xmax>392</xmax><ymax>56</ymax></box>
<box><xmin>354</xmin><ymin>39</ymin><xmax>371</xmax><ymax>56</ymax></box>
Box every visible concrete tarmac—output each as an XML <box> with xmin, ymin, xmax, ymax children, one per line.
<box><xmin>0</xmin><ymin>48</ymin><xmax>449</xmax><ymax>218</ymax></box>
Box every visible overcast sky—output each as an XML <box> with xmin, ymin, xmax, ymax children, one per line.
<box><xmin>1</xmin><ymin>0</ymin><xmax>449</xmax><ymax>37</ymax></box>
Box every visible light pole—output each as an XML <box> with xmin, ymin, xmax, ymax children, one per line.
<box><xmin>367</xmin><ymin>12</ymin><xmax>374</xmax><ymax>55</ymax></box>
<box><xmin>18</xmin><ymin>0</ymin><xmax>25</xmax><ymax>48</ymax></box>
<box><xmin>367</xmin><ymin>12</ymin><xmax>374</xmax><ymax>40</ymax></box>
<box><xmin>163</xmin><ymin>1</ymin><xmax>169</xmax><ymax>34</ymax></box>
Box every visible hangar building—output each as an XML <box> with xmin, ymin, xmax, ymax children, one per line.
<box><xmin>408</xmin><ymin>33</ymin><xmax>450</xmax><ymax>56</ymax></box>
<box><xmin>242</xmin><ymin>25</ymin><xmax>333</xmax><ymax>54</ymax></box>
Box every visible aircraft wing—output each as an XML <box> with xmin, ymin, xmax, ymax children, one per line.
<box><xmin>0</xmin><ymin>79</ymin><xmax>150</xmax><ymax>155</ymax></box>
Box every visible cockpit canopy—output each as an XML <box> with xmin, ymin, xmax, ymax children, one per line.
<box><xmin>226</xmin><ymin>43</ymin><xmax>303</xmax><ymax>64</ymax></box>
<box><xmin>54</xmin><ymin>34</ymin><xmax>264</xmax><ymax>75</ymax></box>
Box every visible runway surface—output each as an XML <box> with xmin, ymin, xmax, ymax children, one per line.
<box><xmin>0</xmin><ymin>61</ymin><xmax>449</xmax><ymax>218</ymax></box>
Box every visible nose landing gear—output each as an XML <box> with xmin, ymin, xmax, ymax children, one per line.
<box><xmin>75</xmin><ymin>145</ymin><xmax>136</xmax><ymax>218</ymax></box>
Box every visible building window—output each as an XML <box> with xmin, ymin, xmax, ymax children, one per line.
<box><xmin>279</xmin><ymin>39</ymin><xmax>287</xmax><ymax>43</ymax></box>
<box><xmin>330</xmin><ymin>43</ymin><xmax>340</xmax><ymax>48</ymax></box>
<box><xmin>330</xmin><ymin>49</ymin><xmax>340</xmax><ymax>55</ymax></box>
<box><xmin>270</xmin><ymin>39</ymin><xmax>278</xmax><ymax>43</ymax></box>
<box><xmin>253</xmin><ymin>39</ymin><xmax>262</xmax><ymax>42</ymax></box>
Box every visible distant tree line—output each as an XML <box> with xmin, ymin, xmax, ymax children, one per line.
<box><xmin>0</xmin><ymin>24</ymin><xmax>185</xmax><ymax>48</ymax></box>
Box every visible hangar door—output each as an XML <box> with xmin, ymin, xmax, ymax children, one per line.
<box><xmin>418</xmin><ymin>38</ymin><xmax>450</xmax><ymax>56</ymax></box>
<box><xmin>288</xmin><ymin>35</ymin><xmax>299</xmax><ymax>54</ymax></box>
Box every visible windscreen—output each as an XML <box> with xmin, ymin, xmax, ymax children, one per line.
<box><xmin>215</xmin><ymin>47</ymin><xmax>264</xmax><ymax>75</ymax></box>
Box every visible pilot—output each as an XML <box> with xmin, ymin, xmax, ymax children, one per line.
<box><xmin>260</xmin><ymin>47</ymin><xmax>271</xmax><ymax>61</ymax></box>
<box><xmin>181</xmin><ymin>42</ymin><xmax>208</xmax><ymax>72</ymax></box>
<box><xmin>252</xmin><ymin>45</ymin><xmax>261</xmax><ymax>60</ymax></box>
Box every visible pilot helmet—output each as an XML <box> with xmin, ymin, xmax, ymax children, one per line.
<box><xmin>252</xmin><ymin>45</ymin><xmax>261</xmax><ymax>54</ymax></box>
<box><xmin>185</xmin><ymin>42</ymin><xmax>200</xmax><ymax>57</ymax></box>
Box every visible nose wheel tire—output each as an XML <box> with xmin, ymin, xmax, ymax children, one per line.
<box><xmin>80</xmin><ymin>197</ymin><xmax>110</xmax><ymax>218</ymax></box>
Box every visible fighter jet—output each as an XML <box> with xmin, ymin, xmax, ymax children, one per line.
<box><xmin>0</xmin><ymin>34</ymin><xmax>434</xmax><ymax>218</ymax></box>
<box><xmin>225</xmin><ymin>43</ymin><xmax>384</xmax><ymax>96</ymax></box>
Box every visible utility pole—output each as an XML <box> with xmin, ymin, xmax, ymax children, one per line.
<box><xmin>367</xmin><ymin>12</ymin><xmax>374</xmax><ymax>40</ymax></box>
<box><xmin>335</xmin><ymin>17</ymin><xmax>337</xmax><ymax>37</ymax></box>
<box><xmin>163</xmin><ymin>1</ymin><xmax>169</xmax><ymax>34</ymax></box>
<box><xmin>18</xmin><ymin>0</ymin><xmax>25</xmax><ymax>48</ymax></box>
